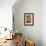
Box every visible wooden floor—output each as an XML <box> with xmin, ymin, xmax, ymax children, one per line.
<box><xmin>0</xmin><ymin>39</ymin><xmax>16</xmax><ymax>46</ymax></box>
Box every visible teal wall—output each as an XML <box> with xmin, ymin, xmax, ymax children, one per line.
<box><xmin>13</xmin><ymin>0</ymin><xmax>41</xmax><ymax>46</ymax></box>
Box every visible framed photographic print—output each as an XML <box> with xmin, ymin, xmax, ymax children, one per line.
<box><xmin>24</xmin><ymin>13</ymin><xmax>34</xmax><ymax>26</ymax></box>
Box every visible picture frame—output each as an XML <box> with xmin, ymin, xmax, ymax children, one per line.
<box><xmin>24</xmin><ymin>13</ymin><xmax>34</xmax><ymax>26</ymax></box>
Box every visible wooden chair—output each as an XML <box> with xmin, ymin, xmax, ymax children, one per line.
<box><xmin>15</xmin><ymin>33</ymin><xmax>23</xmax><ymax>46</ymax></box>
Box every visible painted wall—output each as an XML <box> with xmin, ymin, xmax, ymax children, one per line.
<box><xmin>0</xmin><ymin>0</ymin><xmax>16</xmax><ymax>30</ymax></box>
<box><xmin>13</xmin><ymin>0</ymin><xmax>41</xmax><ymax>46</ymax></box>
<box><xmin>41</xmin><ymin>0</ymin><xmax>46</xmax><ymax>46</ymax></box>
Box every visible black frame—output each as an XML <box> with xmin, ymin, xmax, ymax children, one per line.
<box><xmin>24</xmin><ymin>13</ymin><xmax>34</xmax><ymax>26</ymax></box>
